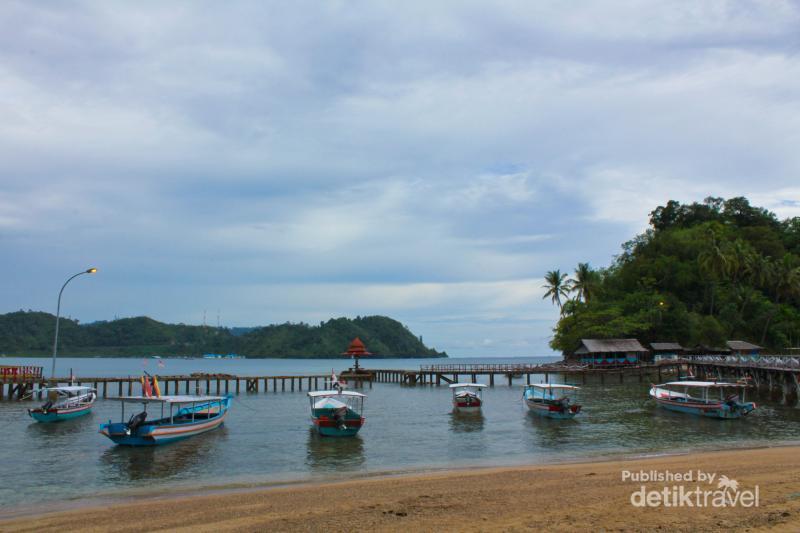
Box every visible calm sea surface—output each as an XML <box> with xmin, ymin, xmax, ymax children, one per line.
<box><xmin>1</xmin><ymin>356</ymin><xmax>799</xmax><ymax>513</ymax></box>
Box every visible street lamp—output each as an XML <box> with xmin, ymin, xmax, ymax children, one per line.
<box><xmin>51</xmin><ymin>267</ymin><xmax>98</xmax><ymax>381</ymax></box>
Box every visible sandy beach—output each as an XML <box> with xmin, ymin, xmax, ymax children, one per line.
<box><xmin>2</xmin><ymin>446</ymin><xmax>799</xmax><ymax>532</ymax></box>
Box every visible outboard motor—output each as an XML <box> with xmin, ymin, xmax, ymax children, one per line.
<box><xmin>126</xmin><ymin>412</ymin><xmax>148</xmax><ymax>435</ymax></box>
<box><xmin>725</xmin><ymin>394</ymin><xmax>740</xmax><ymax>409</ymax></box>
<box><xmin>41</xmin><ymin>401</ymin><xmax>53</xmax><ymax>413</ymax></box>
<box><xmin>333</xmin><ymin>406</ymin><xmax>348</xmax><ymax>431</ymax></box>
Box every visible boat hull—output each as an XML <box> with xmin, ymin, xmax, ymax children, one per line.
<box><xmin>525</xmin><ymin>399</ymin><xmax>581</xmax><ymax>419</ymax></box>
<box><xmin>29</xmin><ymin>403</ymin><xmax>93</xmax><ymax>423</ymax></box>
<box><xmin>452</xmin><ymin>402</ymin><xmax>482</xmax><ymax>413</ymax></box>
<box><xmin>651</xmin><ymin>397</ymin><xmax>755</xmax><ymax>419</ymax></box>
<box><xmin>311</xmin><ymin>416</ymin><xmax>365</xmax><ymax>437</ymax></box>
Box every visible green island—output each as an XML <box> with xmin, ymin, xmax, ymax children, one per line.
<box><xmin>0</xmin><ymin>313</ymin><xmax>446</xmax><ymax>358</ymax></box>
<box><xmin>544</xmin><ymin>196</ymin><xmax>800</xmax><ymax>353</ymax></box>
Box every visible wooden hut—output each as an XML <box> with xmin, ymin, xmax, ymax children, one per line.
<box><xmin>571</xmin><ymin>339</ymin><xmax>649</xmax><ymax>366</ymax></box>
<box><xmin>726</xmin><ymin>340</ymin><xmax>763</xmax><ymax>356</ymax></box>
<box><xmin>649</xmin><ymin>342</ymin><xmax>686</xmax><ymax>361</ymax></box>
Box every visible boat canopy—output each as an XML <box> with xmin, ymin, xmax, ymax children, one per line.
<box><xmin>658</xmin><ymin>381</ymin><xmax>742</xmax><ymax>388</ymax></box>
<box><xmin>41</xmin><ymin>386</ymin><xmax>95</xmax><ymax>394</ymax></box>
<box><xmin>525</xmin><ymin>384</ymin><xmax>580</xmax><ymax>390</ymax></box>
<box><xmin>307</xmin><ymin>390</ymin><xmax>366</xmax><ymax>398</ymax></box>
<box><xmin>448</xmin><ymin>383</ymin><xmax>487</xmax><ymax>388</ymax></box>
<box><xmin>107</xmin><ymin>395</ymin><xmax>226</xmax><ymax>404</ymax></box>
<box><xmin>313</xmin><ymin>397</ymin><xmax>348</xmax><ymax>409</ymax></box>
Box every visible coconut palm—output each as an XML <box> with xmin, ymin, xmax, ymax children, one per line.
<box><xmin>542</xmin><ymin>270</ymin><xmax>570</xmax><ymax>312</ymax></box>
<box><xmin>698</xmin><ymin>228</ymin><xmax>730</xmax><ymax>315</ymax></box>
<box><xmin>571</xmin><ymin>262</ymin><xmax>599</xmax><ymax>303</ymax></box>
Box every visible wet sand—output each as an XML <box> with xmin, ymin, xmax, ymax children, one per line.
<box><xmin>3</xmin><ymin>446</ymin><xmax>799</xmax><ymax>532</ymax></box>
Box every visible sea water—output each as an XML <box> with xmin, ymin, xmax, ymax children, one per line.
<box><xmin>1</xmin><ymin>356</ymin><xmax>799</xmax><ymax>513</ymax></box>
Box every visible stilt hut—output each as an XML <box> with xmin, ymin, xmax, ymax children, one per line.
<box><xmin>649</xmin><ymin>342</ymin><xmax>687</xmax><ymax>361</ymax></box>
<box><xmin>571</xmin><ymin>339</ymin><xmax>648</xmax><ymax>367</ymax></box>
<box><xmin>726</xmin><ymin>340</ymin><xmax>763</xmax><ymax>357</ymax></box>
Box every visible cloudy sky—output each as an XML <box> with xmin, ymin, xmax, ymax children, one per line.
<box><xmin>2</xmin><ymin>1</ymin><xmax>800</xmax><ymax>356</ymax></box>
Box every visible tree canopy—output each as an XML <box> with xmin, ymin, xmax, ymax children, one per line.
<box><xmin>547</xmin><ymin>196</ymin><xmax>800</xmax><ymax>353</ymax></box>
<box><xmin>0</xmin><ymin>311</ymin><xmax>447</xmax><ymax>358</ymax></box>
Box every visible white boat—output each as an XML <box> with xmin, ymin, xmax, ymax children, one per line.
<box><xmin>649</xmin><ymin>381</ymin><xmax>756</xmax><ymax>419</ymax></box>
<box><xmin>523</xmin><ymin>384</ymin><xmax>581</xmax><ymax>419</ymax></box>
<box><xmin>28</xmin><ymin>385</ymin><xmax>96</xmax><ymax>423</ymax></box>
<box><xmin>449</xmin><ymin>383</ymin><xmax>486</xmax><ymax>412</ymax></box>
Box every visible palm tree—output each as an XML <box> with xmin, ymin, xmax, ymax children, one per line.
<box><xmin>760</xmin><ymin>255</ymin><xmax>800</xmax><ymax>344</ymax></box>
<box><xmin>698</xmin><ymin>228</ymin><xmax>730</xmax><ymax>315</ymax></box>
<box><xmin>542</xmin><ymin>270</ymin><xmax>570</xmax><ymax>312</ymax></box>
<box><xmin>571</xmin><ymin>262</ymin><xmax>598</xmax><ymax>303</ymax></box>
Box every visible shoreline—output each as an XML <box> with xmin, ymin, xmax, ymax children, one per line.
<box><xmin>3</xmin><ymin>439</ymin><xmax>796</xmax><ymax>520</ymax></box>
<box><xmin>3</xmin><ymin>444</ymin><xmax>800</xmax><ymax>531</ymax></box>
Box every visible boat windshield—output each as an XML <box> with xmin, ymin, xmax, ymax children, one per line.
<box><xmin>309</xmin><ymin>393</ymin><xmax>364</xmax><ymax>415</ymax></box>
<box><xmin>525</xmin><ymin>386</ymin><xmax>574</xmax><ymax>401</ymax></box>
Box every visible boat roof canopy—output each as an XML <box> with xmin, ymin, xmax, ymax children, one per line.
<box><xmin>449</xmin><ymin>383</ymin><xmax>487</xmax><ymax>388</ymax></box>
<box><xmin>307</xmin><ymin>390</ymin><xmax>366</xmax><ymax>398</ymax></box>
<box><xmin>107</xmin><ymin>395</ymin><xmax>226</xmax><ymax>403</ymax></box>
<box><xmin>42</xmin><ymin>386</ymin><xmax>95</xmax><ymax>393</ymax></box>
<box><xmin>658</xmin><ymin>381</ymin><xmax>742</xmax><ymax>388</ymax></box>
<box><xmin>524</xmin><ymin>383</ymin><xmax>580</xmax><ymax>390</ymax></box>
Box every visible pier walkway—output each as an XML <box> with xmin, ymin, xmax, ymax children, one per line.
<box><xmin>4</xmin><ymin>358</ymin><xmax>798</xmax><ymax>403</ymax></box>
<box><xmin>0</xmin><ymin>362</ymin><xmax>686</xmax><ymax>400</ymax></box>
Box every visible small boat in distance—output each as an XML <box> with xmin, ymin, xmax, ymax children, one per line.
<box><xmin>523</xmin><ymin>384</ymin><xmax>581</xmax><ymax>419</ymax></box>
<box><xmin>308</xmin><ymin>389</ymin><xmax>366</xmax><ymax>437</ymax></box>
<box><xmin>28</xmin><ymin>385</ymin><xmax>96</xmax><ymax>423</ymax></box>
<box><xmin>649</xmin><ymin>381</ymin><xmax>756</xmax><ymax>419</ymax></box>
<box><xmin>449</xmin><ymin>383</ymin><xmax>486</xmax><ymax>412</ymax></box>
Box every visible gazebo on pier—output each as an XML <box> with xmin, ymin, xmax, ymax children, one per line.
<box><xmin>344</xmin><ymin>337</ymin><xmax>372</xmax><ymax>372</ymax></box>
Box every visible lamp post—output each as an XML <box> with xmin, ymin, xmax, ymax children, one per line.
<box><xmin>51</xmin><ymin>267</ymin><xmax>97</xmax><ymax>381</ymax></box>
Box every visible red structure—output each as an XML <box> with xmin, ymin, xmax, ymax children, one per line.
<box><xmin>343</xmin><ymin>337</ymin><xmax>372</xmax><ymax>371</ymax></box>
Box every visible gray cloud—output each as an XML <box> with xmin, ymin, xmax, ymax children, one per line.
<box><xmin>2</xmin><ymin>1</ymin><xmax>799</xmax><ymax>355</ymax></box>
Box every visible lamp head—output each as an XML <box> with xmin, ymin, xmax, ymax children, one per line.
<box><xmin>87</xmin><ymin>267</ymin><xmax>98</xmax><ymax>274</ymax></box>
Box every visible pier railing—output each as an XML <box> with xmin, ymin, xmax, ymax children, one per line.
<box><xmin>0</xmin><ymin>365</ymin><xmax>43</xmax><ymax>382</ymax></box>
<box><xmin>419</xmin><ymin>363</ymin><xmax>560</xmax><ymax>373</ymax></box>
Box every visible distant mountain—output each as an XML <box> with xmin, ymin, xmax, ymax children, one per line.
<box><xmin>0</xmin><ymin>311</ymin><xmax>447</xmax><ymax>358</ymax></box>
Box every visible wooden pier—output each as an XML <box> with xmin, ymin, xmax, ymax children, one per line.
<box><xmin>687</xmin><ymin>356</ymin><xmax>800</xmax><ymax>406</ymax></box>
<box><xmin>0</xmin><ymin>362</ymin><xmax>687</xmax><ymax>401</ymax></box>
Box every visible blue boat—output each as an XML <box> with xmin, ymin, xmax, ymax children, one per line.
<box><xmin>99</xmin><ymin>394</ymin><xmax>232</xmax><ymax>446</ymax></box>
<box><xmin>523</xmin><ymin>384</ymin><xmax>582</xmax><ymax>419</ymax></box>
<box><xmin>650</xmin><ymin>381</ymin><xmax>756</xmax><ymax>419</ymax></box>
<box><xmin>28</xmin><ymin>386</ymin><xmax>96</xmax><ymax>423</ymax></box>
<box><xmin>308</xmin><ymin>390</ymin><xmax>366</xmax><ymax>437</ymax></box>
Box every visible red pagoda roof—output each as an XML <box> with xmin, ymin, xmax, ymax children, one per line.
<box><xmin>343</xmin><ymin>337</ymin><xmax>372</xmax><ymax>356</ymax></box>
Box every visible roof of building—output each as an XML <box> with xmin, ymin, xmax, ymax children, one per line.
<box><xmin>650</xmin><ymin>342</ymin><xmax>685</xmax><ymax>351</ymax></box>
<box><xmin>343</xmin><ymin>337</ymin><xmax>372</xmax><ymax>356</ymax></box>
<box><xmin>726</xmin><ymin>340</ymin><xmax>763</xmax><ymax>351</ymax></box>
<box><xmin>574</xmin><ymin>338</ymin><xmax>648</xmax><ymax>354</ymax></box>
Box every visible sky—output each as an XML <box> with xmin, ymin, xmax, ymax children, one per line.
<box><xmin>2</xmin><ymin>1</ymin><xmax>800</xmax><ymax>356</ymax></box>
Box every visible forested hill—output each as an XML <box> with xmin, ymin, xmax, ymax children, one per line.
<box><xmin>0</xmin><ymin>312</ymin><xmax>447</xmax><ymax>358</ymax></box>
<box><xmin>545</xmin><ymin>197</ymin><xmax>800</xmax><ymax>353</ymax></box>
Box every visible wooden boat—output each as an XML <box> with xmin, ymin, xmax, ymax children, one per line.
<box><xmin>649</xmin><ymin>381</ymin><xmax>756</xmax><ymax>419</ymax></box>
<box><xmin>99</xmin><ymin>394</ymin><xmax>231</xmax><ymax>446</ymax></box>
<box><xmin>449</xmin><ymin>383</ymin><xmax>486</xmax><ymax>412</ymax></box>
<box><xmin>308</xmin><ymin>390</ymin><xmax>366</xmax><ymax>437</ymax></box>
<box><xmin>523</xmin><ymin>384</ymin><xmax>581</xmax><ymax>419</ymax></box>
<box><xmin>28</xmin><ymin>385</ymin><xmax>96</xmax><ymax>423</ymax></box>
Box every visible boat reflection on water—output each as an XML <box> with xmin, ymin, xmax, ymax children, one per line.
<box><xmin>99</xmin><ymin>427</ymin><xmax>228</xmax><ymax>482</ymax></box>
<box><xmin>448</xmin><ymin>411</ymin><xmax>485</xmax><ymax>433</ymax></box>
<box><xmin>305</xmin><ymin>428</ymin><xmax>365</xmax><ymax>472</ymax></box>
<box><xmin>524</xmin><ymin>411</ymin><xmax>580</xmax><ymax>451</ymax></box>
